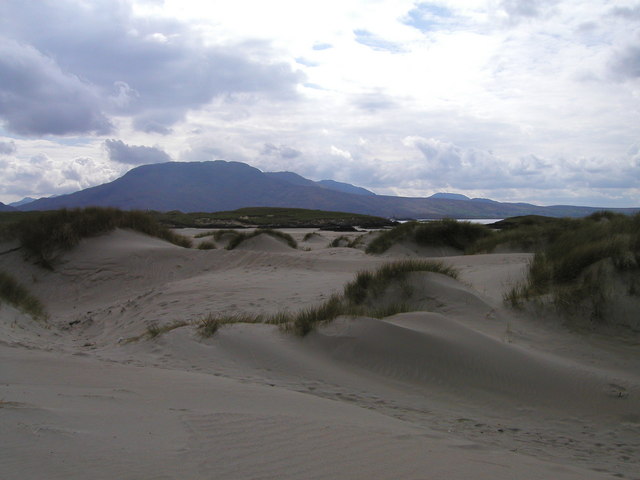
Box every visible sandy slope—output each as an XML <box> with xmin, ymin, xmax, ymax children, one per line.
<box><xmin>1</xmin><ymin>228</ymin><xmax>639</xmax><ymax>479</ymax></box>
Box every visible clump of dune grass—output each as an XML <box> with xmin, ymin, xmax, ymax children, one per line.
<box><xmin>194</xmin><ymin>230</ymin><xmax>217</xmax><ymax>239</ymax></box>
<box><xmin>505</xmin><ymin>212</ymin><xmax>640</xmax><ymax>329</ymax></box>
<box><xmin>285</xmin><ymin>259</ymin><xmax>459</xmax><ymax>335</ymax></box>
<box><xmin>197</xmin><ymin>240</ymin><xmax>216</xmax><ymax>250</ymax></box>
<box><xmin>146</xmin><ymin>320</ymin><xmax>190</xmax><ymax>338</ymax></box>
<box><xmin>344</xmin><ymin>259</ymin><xmax>458</xmax><ymax>304</ymax></box>
<box><xmin>197</xmin><ymin>312</ymin><xmax>264</xmax><ymax>337</ymax></box>
<box><xmin>366</xmin><ymin>219</ymin><xmax>491</xmax><ymax>254</ymax></box>
<box><xmin>329</xmin><ymin>234</ymin><xmax>365</xmax><ymax>248</ymax></box>
<box><xmin>302</xmin><ymin>232</ymin><xmax>319</xmax><ymax>241</ymax></box>
<box><xmin>14</xmin><ymin>207</ymin><xmax>192</xmax><ymax>269</ymax></box>
<box><xmin>225</xmin><ymin>228</ymin><xmax>298</xmax><ymax>250</ymax></box>
<box><xmin>123</xmin><ymin>319</ymin><xmax>190</xmax><ymax>343</ymax></box>
<box><xmin>0</xmin><ymin>269</ymin><xmax>47</xmax><ymax>320</ymax></box>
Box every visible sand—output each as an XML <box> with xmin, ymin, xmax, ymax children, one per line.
<box><xmin>1</xmin><ymin>227</ymin><xmax>639</xmax><ymax>479</ymax></box>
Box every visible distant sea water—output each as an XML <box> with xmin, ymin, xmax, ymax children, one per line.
<box><xmin>411</xmin><ymin>218</ymin><xmax>504</xmax><ymax>225</ymax></box>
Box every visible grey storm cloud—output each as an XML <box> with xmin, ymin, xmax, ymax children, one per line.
<box><xmin>500</xmin><ymin>0</ymin><xmax>558</xmax><ymax>19</ymax></box>
<box><xmin>105</xmin><ymin>139</ymin><xmax>171</xmax><ymax>165</ymax></box>
<box><xmin>0</xmin><ymin>0</ymin><xmax>304</xmax><ymax>135</ymax></box>
<box><xmin>262</xmin><ymin>143</ymin><xmax>302</xmax><ymax>159</ymax></box>
<box><xmin>610</xmin><ymin>5</ymin><xmax>640</xmax><ymax>20</ymax></box>
<box><xmin>0</xmin><ymin>38</ymin><xmax>113</xmax><ymax>136</ymax></box>
<box><xmin>352</xmin><ymin>93</ymin><xmax>398</xmax><ymax>113</ymax></box>
<box><xmin>0</xmin><ymin>140</ymin><xmax>17</xmax><ymax>155</ymax></box>
<box><xmin>610</xmin><ymin>45</ymin><xmax>640</xmax><ymax>79</ymax></box>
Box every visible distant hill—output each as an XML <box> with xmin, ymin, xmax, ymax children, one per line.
<box><xmin>316</xmin><ymin>179</ymin><xmax>375</xmax><ymax>196</ymax></box>
<box><xmin>265</xmin><ymin>172</ymin><xmax>375</xmax><ymax>195</ymax></box>
<box><xmin>8</xmin><ymin>197</ymin><xmax>37</xmax><ymax>207</ymax></box>
<box><xmin>17</xmin><ymin>160</ymin><xmax>640</xmax><ymax>218</ymax></box>
<box><xmin>0</xmin><ymin>202</ymin><xmax>16</xmax><ymax>212</ymax></box>
<box><xmin>430</xmin><ymin>193</ymin><xmax>470</xmax><ymax>201</ymax></box>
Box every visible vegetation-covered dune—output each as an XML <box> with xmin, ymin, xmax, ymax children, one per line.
<box><xmin>365</xmin><ymin>219</ymin><xmax>492</xmax><ymax>254</ymax></box>
<box><xmin>504</xmin><ymin>212</ymin><xmax>640</xmax><ymax>331</ymax></box>
<box><xmin>148</xmin><ymin>207</ymin><xmax>396</xmax><ymax>229</ymax></box>
<box><xmin>1</xmin><ymin>207</ymin><xmax>192</xmax><ymax>269</ymax></box>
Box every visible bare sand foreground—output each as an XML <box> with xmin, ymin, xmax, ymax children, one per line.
<box><xmin>1</xmin><ymin>228</ymin><xmax>639</xmax><ymax>479</ymax></box>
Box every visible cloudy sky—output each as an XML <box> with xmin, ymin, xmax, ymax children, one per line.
<box><xmin>1</xmin><ymin>0</ymin><xmax>639</xmax><ymax>207</ymax></box>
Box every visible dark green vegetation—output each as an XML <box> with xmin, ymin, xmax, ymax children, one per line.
<box><xmin>505</xmin><ymin>212</ymin><xmax>640</xmax><ymax>330</ymax></box>
<box><xmin>194</xmin><ymin>260</ymin><xmax>459</xmax><ymax>337</ymax></box>
<box><xmin>469</xmin><ymin>215</ymin><xmax>570</xmax><ymax>253</ymax></box>
<box><xmin>0</xmin><ymin>269</ymin><xmax>47</xmax><ymax>320</ymax></box>
<box><xmin>151</xmin><ymin>207</ymin><xmax>395</xmax><ymax>229</ymax></box>
<box><xmin>1</xmin><ymin>208</ymin><xmax>192</xmax><ymax>269</ymax></box>
<box><xmin>329</xmin><ymin>235</ymin><xmax>365</xmax><ymax>248</ymax></box>
<box><xmin>366</xmin><ymin>219</ymin><xmax>492</xmax><ymax>254</ymax></box>
<box><xmin>196</xmin><ymin>228</ymin><xmax>298</xmax><ymax>250</ymax></box>
<box><xmin>197</xmin><ymin>240</ymin><xmax>216</xmax><ymax>250</ymax></box>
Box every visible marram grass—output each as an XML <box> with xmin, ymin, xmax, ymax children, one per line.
<box><xmin>0</xmin><ymin>269</ymin><xmax>47</xmax><ymax>320</ymax></box>
<box><xmin>504</xmin><ymin>212</ymin><xmax>640</xmax><ymax>327</ymax></box>
<box><xmin>13</xmin><ymin>207</ymin><xmax>192</xmax><ymax>269</ymax></box>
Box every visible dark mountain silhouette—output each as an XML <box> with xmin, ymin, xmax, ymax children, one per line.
<box><xmin>0</xmin><ymin>201</ymin><xmax>16</xmax><ymax>211</ymax></box>
<box><xmin>430</xmin><ymin>193</ymin><xmax>470</xmax><ymax>201</ymax></box>
<box><xmin>265</xmin><ymin>172</ymin><xmax>375</xmax><ymax>195</ymax></box>
<box><xmin>8</xmin><ymin>197</ymin><xmax>37</xmax><ymax>207</ymax></box>
<box><xmin>316</xmin><ymin>179</ymin><xmax>375</xmax><ymax>196</ymax></box>
<box><xmin>17</xmin><ymin>160</ymin><xmax>640</xmax><ymax>218</ymax></box>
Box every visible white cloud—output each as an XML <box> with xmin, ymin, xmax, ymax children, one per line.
<box><xmin>0</xmin><ymin>0</ymin><xmax>639</xmax><ymax>208</ymax></box>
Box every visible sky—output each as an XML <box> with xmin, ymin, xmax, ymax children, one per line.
<box><xmin>1</xmin><ymin>0</ymin><xmax>639</xmax><ymax>207</ymax></box>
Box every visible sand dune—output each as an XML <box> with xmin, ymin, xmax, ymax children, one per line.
<box><xmin>2</xmin><ymin>227</ymin><xmax>639</xmax><ymax>479</ymax></box>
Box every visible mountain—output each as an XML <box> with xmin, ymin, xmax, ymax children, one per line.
<box><xmin>264</xmin><ymin>171</ymin><xmax>317</xmax><ymax>188</ymax></box>
<box><xmin>8</xmin><ymin>197</ymin><xmax>37</xmax><ymax>207</ymax></box>
<box><xmin>17</xmin><ymin>160</ymin><xmax>640</xmax><ymax>218</ymax></box>
<box><xmin>316</xmin><ymin>179</ymin><xmax>375</xmax><ymax>196</ymax></box>
<box><xmin>430</xmin><ymin>193</ymin><xmax>470</xmax><ymax>201</ymax></box>
<box><xmin>19</xmin><ymin>161</ymin><xmax>379</xmax><ymax>214</ymax></box>
<box><xmin>0</xmin><ymin>202</ymin><xmax>16</xmax><ymax>211</ymax></box>
<box><xmin>265</xmin><ymin>172</ymin><xmax>375</xmax><ymax>195</ymax></box>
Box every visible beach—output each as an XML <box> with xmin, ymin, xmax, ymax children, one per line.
<box><xmin>2</xmin><ymin>227</ymin><xmax>639</xmax><ymax>479</ymax></box>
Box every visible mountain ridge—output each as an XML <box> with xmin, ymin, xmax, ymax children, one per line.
<box><xmin>16</xmin><ymin>160</ymin><xmax>640</xmax><ymax>218</ymax></box>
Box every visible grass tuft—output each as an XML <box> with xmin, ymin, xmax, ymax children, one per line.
<box><xmin>329</xmin><ymin>235</ymin><xmax>365</xmax><ymax>248</ymax></box>
<box><xmin>0</xmin><ymin>269</ymin><xmax>48</xmax><ymax>320</ymax></box>
<box><xmin>197</xmin><ymin>240</ymin><xmax>216</xmax><ymax>250</ymax></box>
<box><xmin>196</xmin><ymin>312</ymin><xmax>264</xmax><ymax>337</ymax></box>
<box><xmin>225</xmin><ymin>228</ymin><xmax>298</xmax><ymax>250</ymax></box>
<box><xmin>146</xmin><ymin>320</ymin><xmax>189</xmax><ymax>338</ymax></box>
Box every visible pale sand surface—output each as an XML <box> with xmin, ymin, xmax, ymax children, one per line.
<box><xmin>2</xmin><ymin>228</ymin><xmax>639</xmax><ymax>479</ymax></box>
